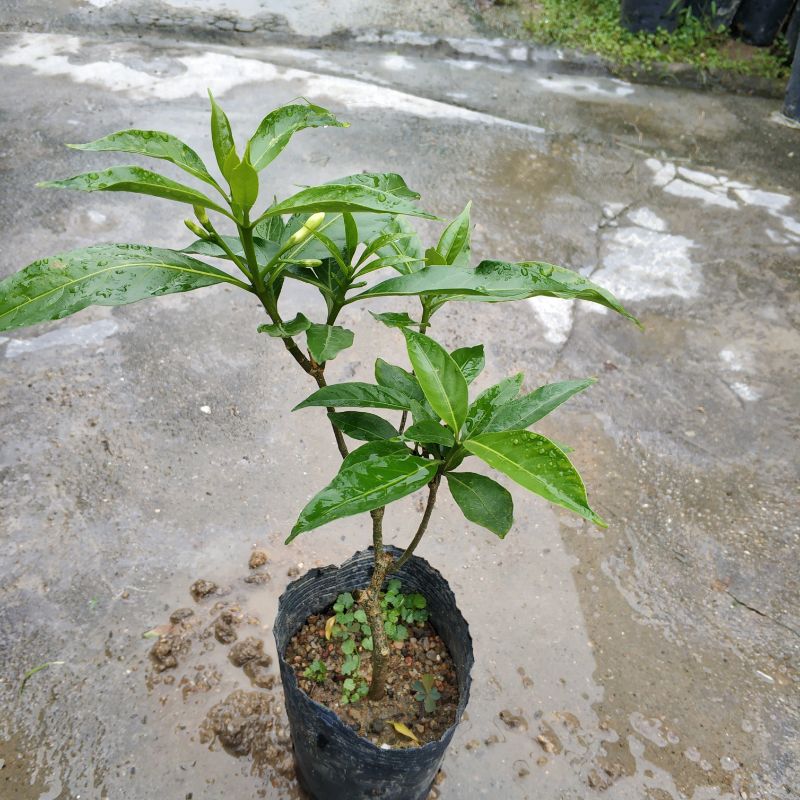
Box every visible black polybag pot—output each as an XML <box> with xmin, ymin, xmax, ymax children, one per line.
<box><xmin>732</xmin><ymin>0</ymin><xmax>796</xmax><ymax>46</ymax></box>
<box><xmin>274</xmin><ymin>547</ymin><xmax>474</xmax><ymax>800</ymax></box>
<box><xmin>620</xmin><ymin>0</ymin><xmax>681</xmax><ymax>33</ymax></box>
<box><xmin>784</xmin><ymin>42</ymin><xmax>800</xmax><ymax>121</ymax></box>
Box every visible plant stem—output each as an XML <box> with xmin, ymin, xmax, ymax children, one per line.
<box><xmin>365</xmin><ymin>546</ymin><xmax>392</xmax><ymax>700</ymax></box>
<box><xmin>392</xmin><ymin>471</ymin><xmax>442</xmax><ymax>572</ymax></box>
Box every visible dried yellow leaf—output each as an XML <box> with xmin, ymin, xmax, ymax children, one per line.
<box><xmin>325</xmin><ymin>616</ymin><xmax>336</xmax><ymax>641</ymax></box>
<box><xmin>390</xmin><ymin>721</ymin><xmax>419</xmax><ymax>744</ymax></box>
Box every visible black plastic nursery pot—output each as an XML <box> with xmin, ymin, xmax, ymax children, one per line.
<box><xmin>274</xmin><ymin>546</ymin><xmax>474</xmax><ymax>800</ymax></box>
<box><xmin>620</xmin><ymin>0</ymin><xmax>681</xmax><ymax>33</ymax></box>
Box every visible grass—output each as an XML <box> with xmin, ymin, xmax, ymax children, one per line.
<box><xmin>522</xmin><ymin>0</ymin><xmax>792</xmax><ymax>81</ymax></box>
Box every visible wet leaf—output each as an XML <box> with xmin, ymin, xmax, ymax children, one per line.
<box><xmin>390</xmin><ymin>721</ymin><xmax>419</xmax><ymax>743</ymax></box>
<box><xmin>287</xmin><ymin>451</ymin><xmax>438</xmax><ymax>540</ymax></box>
<box><xmin>436</xmin><ymin>201</ymin><xmax>471</xmax><ymax>266</ymax></box>
<box><xmin>340</xmin><ymin>440</ymin><xmax>410</xmax><ymax>470</ymax></box>
<box><xmin>370</xmin><ymin>311</ymin><xmax>419</xmax><ymax>329</ymax></box>
<box><xmin>446</xmin><ymin>471</ymin><xmax>513</xmax><ymax>537</ymax></box>
<box><xmin>403</xmin><ymin>329</ymin><xmax>468</xmax><ymax>436</ymax></box>
<box><xmin>293</xmin><ymin>383</ymin><xmax>411</xmax><ymax>412</ymax></box>
<box><xmin>352</xmin><ymin>261</ymin><xmax>639</xmax><ymax>324</ymax></box>
<box><xmin>483</xmin><ymin>378</ymin><xmax>596</xmax><ymax>433</ymax></box>
<box><xmin>403</xmin><ymin>420</ymin><xmax>455</xmax><ymax>447</ymax></box>
<box><xmin>38</xmin><ymin>166</ymin><xmax>231</xmax><ymax>216</ymax></box>
<box><xmin>464</xmin><ymin>431</ymin><xmax>606</xmax><ymax>527</ymax></box>
<box><xmin>305</xmin><ymin>323</ymin><xmax>354</xmax><ymax>363</ymax></box>
<box><xmin>328</xmin><ymin>411</ymin><xmax>398</xmax><ymax>442</ymax></box>
<box><xmin>68</xmin><ymin>129</ymin><xmax>220</xmax><ymax>190</ymax></box>
<box><xmin>255</xmin><ymin>182</ymin><xmax>435</xmax><ymax>224</ymax></box>
<box><xmin>465</xmin><ymin>374</ymin><xmax>524</xmax><ymax>437</ymax></box>
<box><xmin>208</xmin><ymin>90</ymin><xmax>236</xmax><ymax>177</ymax></box>
<box><xmin>450</xmin><ymin>344</ymin><xmax>484</xmax><ymax>384</ymax></box>
<box><xmin>374</xmin><ymin>359</ymin><xmax>425</xmax><ymax>403</ymax></box>
<box><xmin>0</xmin><ymin>244</ymin><xmax>243</xmax><ymax>333</ymax></box>
<box><xmin>248</xmin><ymin>103</ymin><xmax>347</xmax><ymax>171</ymax></box>
<box><xmin>257</xmin><ymin>313</ymin><xmax>311</xmax><ymax>338</ymax></box>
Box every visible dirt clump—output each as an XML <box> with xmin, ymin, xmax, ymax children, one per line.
<box><xmin>190</xmin><ymin>579</ymin><xmax>219</xmax><ymax>601</ymax></box>
<box><xmin>248</xmin><ymin>549</ymin><xmax>269</xmax><ymax>569</ymax></box>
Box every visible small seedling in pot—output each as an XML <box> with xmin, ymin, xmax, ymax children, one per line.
<box><xmin>341</xmin><ymin>677</ymin><xmax>369</xmax><ymax>705</ymax></box>
<box><xmin>413</xmin><ymin>674</ymin><xmax>441</xmax><ymax>714</ymax></box>
<box><xmin>304</xmin><ymin>659</ymin><xmax>328</xmax><ymax>683</ymax></box>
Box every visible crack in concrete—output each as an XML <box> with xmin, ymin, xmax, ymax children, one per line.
<box><xmin>726</xmin><ymin>590</ymin><xmax>800</xmax><ymax>638</ymax></box>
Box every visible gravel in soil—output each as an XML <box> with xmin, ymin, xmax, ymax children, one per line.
<box><xmin>285</xmin><ymin>605</ymin><xmax>460</xmax><ymax>748</ymax></box>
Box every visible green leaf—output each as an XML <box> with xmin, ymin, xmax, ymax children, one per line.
<box><xmin>256</xmin><ymin>183</ymin><xmax>435</xmax><ymax>224</ymax></box>
<box><xmin>288</xmin><ymin>451</ymin><xmax>439</xmax><ymax>540</ymax></box>
<box><xmin>330</xmin><ymin>172</ymin><xmax>420</xmax><ymax>200</ymax></box>
<box><xmin>305</xmin><ymin>323</ymin><xmax>354</xmax><ymax>363</ymax></box>
<box><xmin>229</xmin><ymin>148</ymin><xmax>259</xmax><ymax>209</ymax></box>
<box><xmin>249</xmin><ymin>103</ymin><xmax>347</xmax><ymax>171</ymax></box>
<box><xmin>294</xmin><ymin>382</ymin><xmax>411</xmax><ymax>411</ymax></box>
<box><xmin>436</xmin><ymin>201</ymin><xmax>471</xmax><ymax>266</ymax></box>
<box><xmin>370</xmin><ymin>311</ymin><xmax>419</xmax><ymax>329</ymax></box>
<box><xmin>208</xmin><ymin>90</ymin><xmax>236</xmax><ymax>177</ymax></box>
<box><xmin>464</xmin><ymin>431</ymin><xmax>606</xmax><ymax>527</ymax></box>
<box><xmin>254</xmin><ymin>211</ymin><xmax>285</xmax><ymax>242</ymax></box>
<box><xmin>403</xmin><ymin>421</ymin><xmax>455</xmax><ymax>447</ymax></box>
<box><xmin>374</xmin><ymin>358</ymin><xmax>425</xmax><ymax>403</ymax></box>
<box><xmin>341</xmin><ymin>638</ymin><xmax>356</xmax><ymax>655</ymax></box>
<box><xmin>341</xmin><ymin>440</ymin><xmax>409</xmax><ymax>470</ymax></box>
<box><xmin>341</xmin><ymin>654</ymin><xmax>360</xmax><ymax>675</ymax></box>
<box><xmin>353</xmin><ymin>261</ymin><xmax>639</xmax><ymax>324</ymax></box>
<box><xmin>38</xmin><ymin>166</ymin><xmax>230</xmax><ymax>216</ymax></box>
<box><xmin>0</xmin><ymin>244</ymin><xmax>241</xmax><ymax>333</ymax></box>
<box><xmin>343</xmin><ymin>212</ymin><xmax>358</xmax><ymax>256</ymax></box>
<box><xmin>446</xmin><ymin>472</ymin><xmax>513</xmax><ymax>537</ymax></box>
<box><xmin>403</xmin><ymin>330</ymin><xmax>468</xmax><ymax>436</ymax></box>
<box><xmin>328</xmin><ymin>411</ymin><xmax>398</xmax><ymax>442</ymax></box>
<box><xmin>353</xmin><ymin>609</ymin><xmax>368</xmax><ymax>624</ymax></box>
<box><xmin>68</xmin><ymin>129</ymin><xmax>220</xmax><ymax>190</ymax></box>
<box><xmin>451</xmin><ymin>345</ymin><xmax>484</xmax><ymax>384</ymax></box>
<box><xmin>465</xmin><ymin>373</ymin><xmax>524</xmax><ymax>437</ymax></box>
<box><xmin>484</xmin><ymin>379</ymin><xmax>596</xmax><ymax>433</ymax></box>
<box><xmin>257</xmin><ymin>312</ymin><xmax>310</xmax><ymax>338</ymax></box>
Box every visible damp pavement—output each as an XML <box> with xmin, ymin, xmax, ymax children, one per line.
<box><xmin>0</xmin><ymin>3</ymin><xmax>798</xmax><ymax>799</ymax></box>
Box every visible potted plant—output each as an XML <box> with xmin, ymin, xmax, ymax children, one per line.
<box><xmin>0</xmin><ymin>95</ymin><xmax>637</xmax><ymax>799</ymax></box>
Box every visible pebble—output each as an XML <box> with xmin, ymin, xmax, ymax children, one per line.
<box><xmin>248</xmin><ymin>549</ymin><xmax>269</xmax><ymax>569</ymax></box>
<box><xmin>170</xmin><ymin>608</ymin><xmax>195</xmax><ymax>624</ymax></box>
<box><xmin>190</xmin><ymin>579</ymin><xmax>218</xmax><ymax>601</ymax></box>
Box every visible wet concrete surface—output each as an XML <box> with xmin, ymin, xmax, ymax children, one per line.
<box><xmin>0</xmin><ymin>11</ymin><xmax>798</xmax><ymax>800</ymax></box>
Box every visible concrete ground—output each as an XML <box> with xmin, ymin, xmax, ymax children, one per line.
<box><xmin>0</xmin><ymin>3</ymin><xmax>798</xmax><ymax>800</ymax></box>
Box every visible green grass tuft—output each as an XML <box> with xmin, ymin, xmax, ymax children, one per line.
<box><xmin>523</xmin><ymin>0</ymin><xmax>791</xmax><ymax>80</ymax></box>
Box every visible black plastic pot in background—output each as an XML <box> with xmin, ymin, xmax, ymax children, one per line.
<box><xmin>274</xmin><ymin>547</ymin><xmax>474</xmax><ymax>800</ymax></box>
<box><xmin>787</xmin><ymin>2</ymin><xmax>800</xmax><ymax>58</ymax></box>
<box><xmin>620</xmin><ymin>0</ymin><xmax>682</xmax><ymax>33</ymax></box>
<box><xmin>689</xmin><ymin>0</ymin><xmax>743</xmax><ymax>28</ymax></box>
<box><xmin>783</xmin><ymin>42</ymin><xmax>800</xmax><ymax>120</ymax></box>
<box><xmin>732</xmin><ymin>0</ymin><xmax>796</xmax><ymax>46</ymax></box>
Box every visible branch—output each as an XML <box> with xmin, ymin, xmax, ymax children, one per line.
<box><xmin>391</xmin><ymin>471</ymin><xmax>441</xmax><ymax>572</ymax></box>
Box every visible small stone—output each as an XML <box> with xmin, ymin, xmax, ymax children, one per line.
<box><xmin>214</xmin><ymin>18</ymin><xmax>234</xmax><ymax>30</ymax></box>
<box><xmin>214</xmin><ymin>611</ymin><xmax>239</xmax><ymax>644</ymax></box>
<box><xmin>244</xmin><ymin>571</ymin><xmax>271</xmax><ymax>585</ymax></box>
<box><xmin>465</xmin><ymin>739</ymin><xmax>481</xmax><ymax>751</ymax></box>
<box><xmin>517</xmin><ymin>765</ymin><xmax>530</xmax><ymax>778</ymax></box>
<box><xmin>190</xmin><ymin>579</ymin><xmax>218</xmax><ymax>602</ymax></box>
<box><xmin>120</xmin><ymin>590</ymin><xmax>130</xmax><ymax>600</ymax></box>
<box><xmin>499</xmin><ymin>710</ymin><xmax>528</xmax><ymax>731</ymax></box>
<box><xmin>370</xmin><ymin>719</ymin><xmax>385</xmax><ymax>734</ymax></box>
<box><xmin>287</xmin><ymin>566</ymin><xmax>300</xmax><ymax>578</ymax></box>
<box><xmin>235</xmin><ymin>20</ymin><xmax>256</xmax><ymax>32</ymax></box>
<box><xmin>248</xmin><ymin>549</ymin><xmax>269</xmax><ymax>569</ymax></box>
<box><xmin>170</xmin><ymin>608</ymin><xmax>195</xmax><ymax>624</ymax></box>
<box><xmin>229</xmin><ymin>637</ymin><xmax>266</xmax><ymax>667</ymax></box>
<box><xmin>536</xmin><ymin>756</ymin><xmax>548</xmax><ymax>767</ymax></box>
<box><xmin>393</xmin><ymin>640</ymin><xmax>404</xmax><ymax>650</ymax></box>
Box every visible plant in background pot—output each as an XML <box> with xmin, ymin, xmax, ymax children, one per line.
<box><xmin>0</xmin><ymin>95</ymin><xmax>638</xmax><ymax>799</ymax></box>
